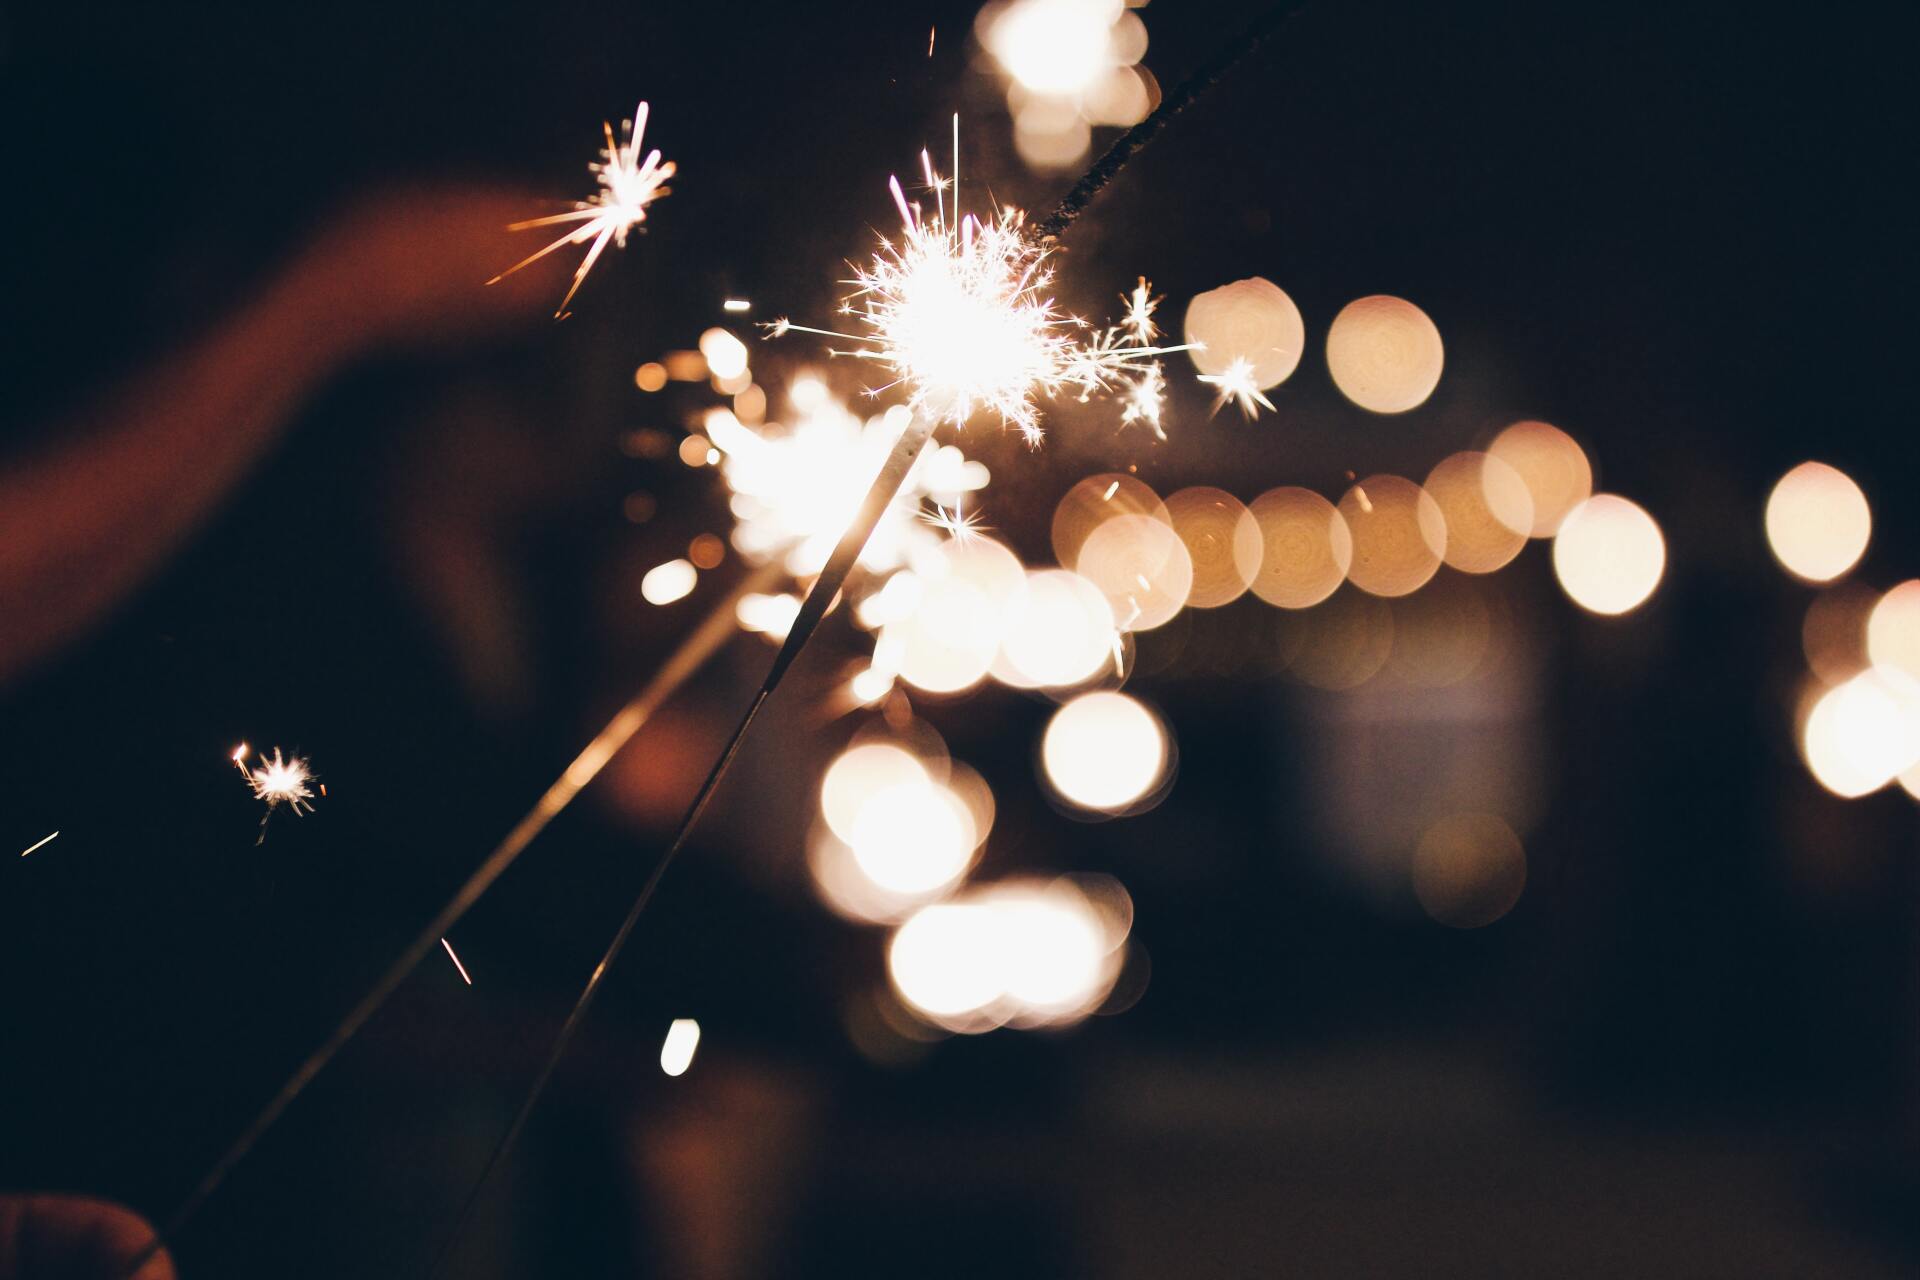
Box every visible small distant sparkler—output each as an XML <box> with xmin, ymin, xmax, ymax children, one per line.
<box><xmin>773</xmin><ymin>121</ymin><xmax>1181</xmax><ymax>445</ymax></box>
<box><xmin>1199</xmin><ymin>356</ymin><xmax>1276</xmax><ymax>419</ymax></box>
<box><xmin>235</xmin><ymin>746</ymin><xmax>316</xmax><ymax>844</ymax></box>
<box><xmin>490</xmin><ymin>101</ymin><xmax>675</xmax><ymax>317</ymax></box>
<box><xmin>19</xmin><ymin>830</ymin><xmax>57</xmax><ymax>858</ymax></box>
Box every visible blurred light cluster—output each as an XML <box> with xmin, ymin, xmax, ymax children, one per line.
<box><xmin>1770</xmin><ymin>459</ymin><xmax>1920</xmax><ymax>801</ymax></box>
<box><xmin>887</xmin><ymin>875</ymin><xmax>1133</xmax><ymax>1032</ymax></box>
<box><xmin>810</xmin><ymin>724</ymin><xmax>1139</xmax><ymax>1038</ymax></box>
<box><xmin>976</xmin><ymin>0</ymin><xmax>1157</xmax><ymax>171</ymax></box>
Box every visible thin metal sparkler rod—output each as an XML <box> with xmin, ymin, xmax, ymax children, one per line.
<box><xmin>1028</xmin><ymin>0</ymin><xmax>1318</xmax><ymax>245</ymax></box>
<box><xmin>118</xmin><ymin>558</ymin><xmax>783</xmax><ymax>1280</ymax></box>
<box><xmin>427</xmin><ymin>410</ymin><xmax>939</xmax><ymax>1278</ymax></box>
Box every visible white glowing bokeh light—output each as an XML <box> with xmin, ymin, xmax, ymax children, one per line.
<box><xmin>993</xmin><ymin>568</ymin><xmax>1117</xmax><ymax>689</ymax></box>
<box><xmin>1765</xmin><ymin>462</ymin><xmax>1871</xmax><ymax>583</ymax></box>
<box><xmin>821</xmin><ymin>743</ymin><xmax>930</xmax><ymax>843</ymax></box>
<box><xmin>885</xmin><ymin>537</ymin><xmax>1026</xmax><ymax>694</ymax></box>
<box><xmin>640</xmin><ymin>558</ymin><xmax>698</xmax><ymax>605</ymax></box>
<box><xmin>698</xmin><ymin>327</ymin><xmax>750</xmax><ymax>381</ymax></box>
<box><xmin>659</xmin><ymin>1018</ymin><xmax>701</xmax><ymax>1077</ymax></box>
<box><xmin>981</xmin><ymin>0</ymin><xmax>1126</xmax><ymax>97</ymax></box>
<box><xmin>886</xmin><ymin>878</ymin><xmax>1130</xmax><ymax>1032</ymax></box>
<box><xmin>1801</xmin><ymin>669</ymin><xmax>1920</xmax><ymax>798</ymax></box>
<box><xmin>1866</xmin><ymin>580</ymin><xmax>1920</xmax><ymax>683</ymax></box>
<box><xmin>1041</xmin><ymin>691</ymin><xmax>1169</xmax><ymax>812</ymax></box>
<box><xmin>1552</xmin><ymin>494</ymin><xmax>1665</xmax><ymax>616</ymax></box>
<box><xmin>848</xmin><ymin>779</ymin><xmax>979</xmax><ymax>896</ymax></box>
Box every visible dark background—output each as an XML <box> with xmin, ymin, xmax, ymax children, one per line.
<box><xmin>2</xmin><ymin>1</ymin><xmax>1916</xmax><ymax>1275</ymax></box>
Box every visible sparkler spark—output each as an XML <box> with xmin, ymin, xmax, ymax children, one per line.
<box><xmin>918</xmin><ymin>498</ymin><xmax>988</xmax><ymax>543</ymax></box>
<box><xmin>1198</xmin><ymin>356</ymin><xmax>1277</xmax><ymax>419</ymax></box>
<box><xmin>246</xmin><ymin>748</ymin><xmax>316</xmax><ymax>816</ymax></box>
<box><xmin>774</xmin><ymin>124</ymin><xmax>1180</xmax><ymax>445</ymax></box>
<box><xmin>490</xmin><ymin>101</ymin><xmax>675</xmax><ymax>317</ymax></box>
<box><xmin>19</xmin><ymin>830</ymin><xmax>57</xmax><ymax>858</ymax></box>
<box><xmin>441</xmin><ymin>938</ymin><xmax>474</xmax><ymax>985</ymax></box>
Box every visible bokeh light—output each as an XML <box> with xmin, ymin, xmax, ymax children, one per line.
<box><xmin>1164</xmin><ymin>487</ymin><xmax>1262</xmax><ymax>608</ymax></box>
<box><xmin>1248</xmin><ymin>486</ymin><xmax>1353</xmax><ymax>608</ymax></box>
<box><xmin>1041</xmin><ymin>691</ymin><xmax>1170</xmax><ymax>813</ymax></box>
<box><xmin>1424</xmin><ymin>451</ymin><xmax>1533</xmax><ymax>574</ymax></box>
<box><xmin>1338</xmin><ymin>475</ymin><xmax>1446</xmax><ymax>598</ymax></box>
<box><xmin>1488</xmin><ymin>420</ymin><xmax>1592</xmax><ymax>537</ymax></box>
<box><xmin>1183</xmin><ymin>277</ymin><xmax>1305</xmax><ymax>390</ymax></box>
<box><xmin>1865</xmin><ymin>580</ymin><xmax>1920</xmax><ymax>683</ymax></box>
<box><xmin>1280</xmin><ymin>589</ymin><xmax>1395</xmax><ymax>690</ymax></box>
<box><xmin>1325</xmin><ymin>295</ymin><xmax>1444</xmax><ymax>414</ymax></box>
<box><xmin>697</xmin><ymin>326</ymin><xmax>750</xmax><ymax>381</ymax></box>
<box><xmin>1551</xmin><ymin>494</ymin><xmax>1665</xmax><ymax>616</ymax></box>
<box><xmin>885</xmin><ymin>536</ymin><xmax>1026</xmax><ymax>694</ymax></box>
<box><xmin>1051</xmin><ymin>473</ymin><xmax>1168</xmax><ymax>569</ymax></box>
<box><xmin>821</xmin><ymin>742</ymin><xmax>931</xmax><ymax>843</ymax></box>
<box><xmin>658</xmin><ymin>1018</ymin><xmax>701</xmax><ymax>1077</ymax></box>
<box><xmin>993</xmin><ymin>568</ymin><xmax>1117</xmax><ymax>689</ymax></box>
<box><xmin>1801</xmin><ymin>668</ymin><xmax>1920</xmax><ymax>798</ymax></box>
<box><xmin>1765</xmin><ymin>461</ymin><xmax>1871</xmax><ymax>583</ymax></box>
<box><xmin>886</xmin><ymin>877</ymin><xmax>1130</xmax><ymax>1032</ymax></box>
<box><xmin>979</xmin><ymin>0</ymin><xmax>1124</xmax><ymax>97</ymax></box>
<box><xmin>1412</xmin><ymin>813</ymin><xmax>1526</xmax><ymax>928</ymax></box>
<box><xmin>1802</xmin><ymin>583</ymin><xmax>1877</xmax><ymax>685</ymax></box>
<box><xmin>640</xmin><ymin>558</ymin><xmax>698</xmax><ymax>605</ymax></box>
<box><xmin>1073</xmin><ymin>513</ymin><xmax>1194</xmax><ymax>631</ymax></box>
<box><xmin>848</xmin><ymin>778</ymin><xmax>981</xmax><ymax>896</ymax></box>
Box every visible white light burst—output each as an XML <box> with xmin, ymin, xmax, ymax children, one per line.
<box><xmin>246</xmin><ymin>748</ymin><xmax>316</xmax><ymax>816</ymax></box>
<box><xmin>490</xmin><ymin>101</ymin><xmax>675</xmax><ymax>316</ymax></box>
<box><xmin>776</xmin><ymin>124</ymin><xmax>1179</xmax><ymax>444</ymax></box>
<box><xmin>1199</xmin><ymin>356</ymin><xmax>1276</xmax><ymax>419</ymax></box>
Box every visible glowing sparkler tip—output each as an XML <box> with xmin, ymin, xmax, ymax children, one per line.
<box><xmin>491</xmin><ymin>100</ymin><xmax>674</xmax><ymax>316</ymax></box>
<box><xmin>246</xmin><ymin>748</ymin><xmax>317</xmax><ymax>816</ymax></box>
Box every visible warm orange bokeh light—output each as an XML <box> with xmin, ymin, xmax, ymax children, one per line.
<box><xmin>1338</xmin><ymin>475</ymin><xmax>1446</xmax><ymax>598</ymax></box>
<box><xmin>1165</xmin><ymin>486</ymin><xmax>1262</xmax><ymax>608</ymax></box>
<box><xmin>1424</xmin><ymin>451</ymin><xmax>1532</xmax><ymax>575</ymax></box>
<box><xmin>1248</xmin><ymin>487</ymin><xmax>1352</xmax><ymax>609</ymax></box>
<box><xmin>1488</xmin><ymin>420</ymin><xmax>1592</xmax><ymax>537</ymax></box>
<box><xmin>1325</xmin><ymin>295</ymin><xmax>1443</xmax><ymax>414</ymax></box>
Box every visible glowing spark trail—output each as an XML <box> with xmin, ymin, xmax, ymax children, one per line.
<box><xmin>490</xmin><ymin>101</ymin><xmax>675</xmax><ymax>316</ymax></box>
<box><xmin>19</xmin><ymin>830</ymin><xmax>57</xmax><ymax>858</ymax></box>
<box><xmin>441</xmin><ymin>938</ymin><xmax>473</xmax><ymax>985</ymax></box>
<box><xmin>774</xmin><ymin>125</ymin><xmax>1180</xmax><ymax>444</ymax></box>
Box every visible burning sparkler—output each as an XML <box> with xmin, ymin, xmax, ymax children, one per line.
<box><xmin>238</xmin><ymin>748</ymin><xmax>316</xmax><ymax>816</ymax></box>
<box><xmin>490</xmin><ymin>101</ymin><xmax>675</xmax><ymax>316</ymax></box>
<box><xmin>774</xmin><ymin>122</ymin><xmax>1181</xmax><ymax>445</ymax></box>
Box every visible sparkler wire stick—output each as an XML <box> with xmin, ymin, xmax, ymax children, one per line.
<box><xmin>426</xmin><ymin>410</ymin><xmax>939</xmax><ymax>1278</ymax></box>
<box><xmin>1029</xmin><ymin>0</ymin><xmax>1318</xmax><ymax>245</ymax></box>
<box><xmin>119</xmin><ymin>559</ymin><xmax>783</xmax><ymax>1278</ymax></box>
